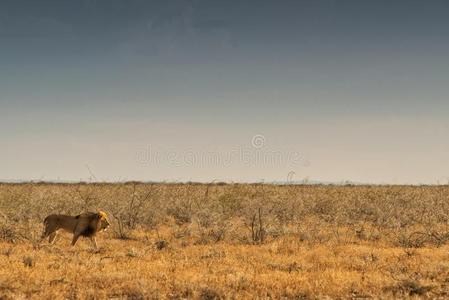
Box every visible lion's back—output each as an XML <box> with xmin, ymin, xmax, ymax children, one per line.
<box><xmin>44</xmin><ymin>214</ymin><xmax>78</xmax><ymax>233</ymax></box>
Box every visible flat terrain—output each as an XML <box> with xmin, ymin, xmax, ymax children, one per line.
<box><xmin>1</xmin><ymin>183</ymin><xmax>449</xmax><ymax>299</ymax></box>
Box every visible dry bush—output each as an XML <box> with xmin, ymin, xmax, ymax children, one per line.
<box><xmin>2</xmin><ymin>183</ymin><xmax>449</xmax><ymax>246</ymax></box>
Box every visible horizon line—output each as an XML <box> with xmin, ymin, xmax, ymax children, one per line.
<box><xmin>0</xmin><ymin>179</ymin><xmax>448</xmax><ymax>187</ymax></box>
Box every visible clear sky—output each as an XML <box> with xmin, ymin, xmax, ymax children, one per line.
<box><xmin>1</xmin><ymin>0</ymin><xmax>449</xmax><ymax>184</ymax></box>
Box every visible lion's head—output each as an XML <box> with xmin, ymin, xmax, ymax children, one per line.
<box><xmin>97</xmin><ymin>211</ymin><xmax>110</xmax><ymax>232</ymax></box>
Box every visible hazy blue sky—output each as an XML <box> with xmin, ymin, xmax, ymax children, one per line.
<box><xmin>1</xmin><ymin>0</ymin><xmax>449</xmax><ymax>184</ymax></box>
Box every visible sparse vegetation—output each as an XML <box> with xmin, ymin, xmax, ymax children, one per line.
<box><xmin>1</xmin><ymin>182</ymin><xmax>449</xmax><ymax>298</ymax></box>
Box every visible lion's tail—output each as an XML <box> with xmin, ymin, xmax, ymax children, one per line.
<box><xmin>41</xmin><ymin>216</ymin><xmax>50</xmax><ymax>239</ymax></box>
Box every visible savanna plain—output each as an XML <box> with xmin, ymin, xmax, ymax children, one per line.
<box><xmin>1</xmin><ymin>183</ymin><xmax>449</xmax><ymax>299</ymax></box>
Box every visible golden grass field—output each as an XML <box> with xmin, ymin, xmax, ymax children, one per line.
<box><xmin>1</xmin><ymin>183</ymin><xmax>449</xmax><ymax>299</ymax></box>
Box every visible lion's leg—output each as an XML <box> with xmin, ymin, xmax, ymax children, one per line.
<box><xmin>40</xmin><ymin>228</ymin><xmax>52</xmax><ymax>244</ymax></box>
<box><xmin>41</xmin><ymin>224</ymin><xmax>50</xmax><ymax>240</ymax></box>
<box><xmin>48</xmin><ymin>232</ymin><xmax>58</xmax><ymax>244</ymax></box>
<box><xmin>71</xmin><ymin>234</ymin><xmax>80</xmax><ymax>246</ymax></box>
<box><xmin>90</xmin><ymin>236</ymin><xmax>98</xmax><ymax>250</ymax></box>
<box><xmin>40</xmin><ymin>231</ymin><xmax>49</xmax><ymax>242</ymax></box>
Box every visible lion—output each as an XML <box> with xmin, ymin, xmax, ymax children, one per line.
<box><xmin>41</xmin><ymin>211</ymin><xmax>110</xmax><ymax>249</ymax></box>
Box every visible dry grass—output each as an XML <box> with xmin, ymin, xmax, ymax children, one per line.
<box><xmin>1</xmin><ymin>183</ymin><xmax>449</xmax><ymax>299</ymax></box>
